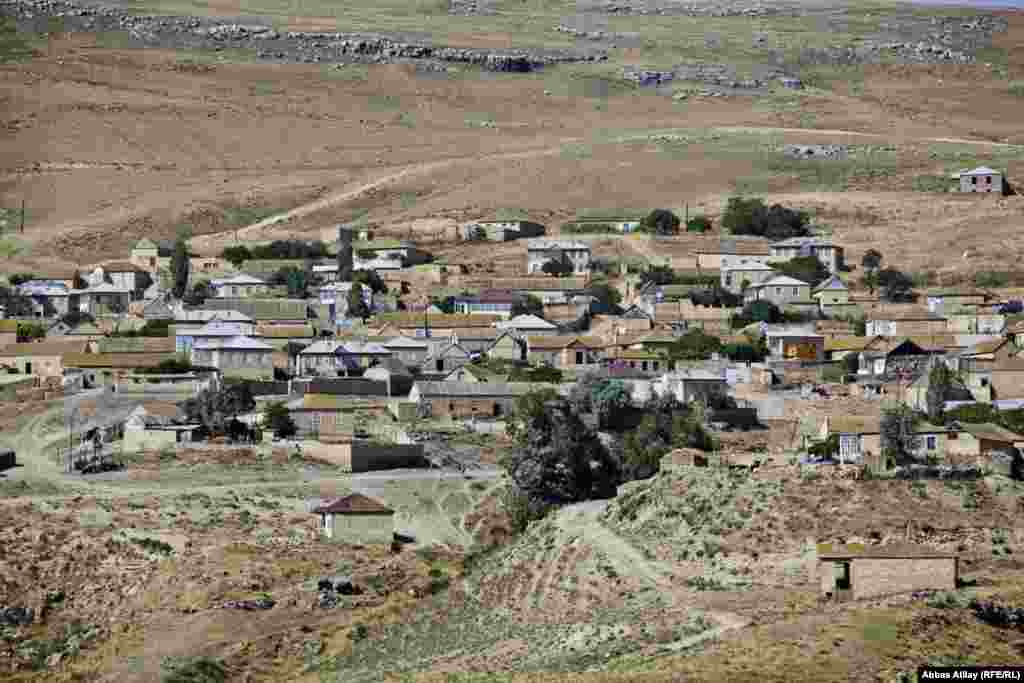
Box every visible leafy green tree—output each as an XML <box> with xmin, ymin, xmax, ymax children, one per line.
<box><xmin>861</xmin><ymin>249</ymin><xmax>883</xmax><ymax>272</ymax></box>
<box><xmin>638</xmin><ymin>264</ymin><xmax>678</xmax><ymax>288</ymax></box>
<box><xmin>467</xmin><ymin>225</ymin><xmax>487</xmax><ymax>241</ymax></box>
<box><xmin>541</xmin><ymin>258</ymin><xmax>573</xmax><ymax>278</ymax></box>
<box><xmin>733</xmin><ymin>300</ymin><xmax>782</xmax><ymax>327</ymax></box>
<box><xmin>925</xmin><ymin>364</ymin><xmax>970</xmax><ymax>423</ymax></box>
<box><xmin>508</xmin><ymin>364</ymin><xmax>562</xmax><ymax>383</ymax></box>
<box><xmin>171</xmin><ymin>228</ymin><xmax>191</xmax><ymax>299</ymax></box>
<box><xmin>16</xmin><ymin>322</ymin><xmax>46</xmax><ymax>343</ymax></box>
<box><xmin>183</xmin><ymin>280</ymin><xmax>213</xmax><ymax>306</ymax></box>
<box><xmin>506</xmin><ymin>387</ymin><xmax>561</xmax><ymax>444</ymax></box>
<box><xmin>273</xmin><ymin>266</ymin><xmax>309</xmax><ymax>298</ymax></box>
<box><xmin>880</xmin><ymin>405</ymin><xmax>922</xmax><ymax>467</ymax></box>
<box><xmin>510</xmin><ymin>294</ymin><xmax>544</xmax><ymax>318</ymax></box>
<box><xmin>8</xmin><ymin>272</ymin><xmax>36</xmax><ymax>287</ymax></box>
<box><xmin>720</xmin><ymin>342</ymin><xmax>765</xmax><ymax>363</ymax></box>
<box><xmin>686</xmin><ymin>215</ymin><xmax>712</xmax><ymax>233</ymax></box>
<box><xmin>689</xmin><ymin>286</ymin><xmax>742</xmax><ymax>308</ymax></box>
<box><xmin>182</xmin><ymin>383</ymin><xmax>256</xmax><ymax>436</ymax></box>
<box><xmin>221</xmin><ymin>245</ymin><xmax>252</xmax><ymax>267</ymax></box>
<box><xmin>586</xmin><ymin>279</ymin><xmax>622</xmax><ymax>313</ymax></box>
<box><xmin>640</xmin><ymin>209</ymin><xmax>681</xmax><ymax>235</ymax></box>
<box><xmin>501</xmin><ymin>397</ymin><xmax>621</xmax><ymax>505</ymax></box>
<box><xmin>621</xmin><ymin>395</ymin><xmax>714</xmax><ymax>480</ymax></box>
<box><xmin>347</xmin><ymin>284</ymin><xmax>371</xmax><ymax>320</ymax></box>
<box><xmin>721</xmin><ymin>196</ymin><xmax>810</xmax><ymax>240</ymax></box>
<box><xmin>568</xmin><ymin>375</ymin><xmax>631</xmax><ymax>429</ymax></box>
<box><xmin>843</xmin><ymin>352</ymin><xmax>860</xmax><ymax>376</ymax></box>
<box><xmin>808</xmin><ymin>434</ymin><xmax>839</xmax><ymax>460</ymax></box>
<box><xmin>771</xmin><ymin>256</ymin><xmax>830</xmax><ymax>288</ymax></box>
<box><xmin>352</xmin><ymin>269</ymin><xmax>388</xmax><ymax>294</ymax></box>
<box><xmin>665</xmin><ymin>329</ymin><xmax>721</xmax><ymax>362</ymax></box>
<box><xmin>264</xmin><ymin>401</ymin><xmax>297</xmax><ymax>438</ymax></box>
<box><xmin>877</xmin><ymin>268</ymin><xmax>915</xmax><ymax>303</ymax></box>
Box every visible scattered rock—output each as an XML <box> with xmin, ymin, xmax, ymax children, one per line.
<box><xmin>0</xmin><ymin>606</ymin><xmax>34</xmax><ymax>626</ymax></box>
<box><xmin>222</xmin><ymin>597</ymin><xmax>275</xmax><ymax>610</ymax></box>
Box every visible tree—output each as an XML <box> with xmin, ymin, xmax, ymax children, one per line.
<box><xmin>568</xmin><ymin>374</ymin><xmax>632</xmax><ymax>429</ymax></box>
<box><xmin>273</xmin><ymin>266</ymin><xmax>309</xmax><ymax>298</ymax></box>
<box><xmin>508</xmin><ymin>364</ymin><xmax>562</xmax><ymax>383</ymax></box>
<box><xmin>877</xmin><ymin>267</ymin><xmax>915</xmax><ymax>302</ymax></box>
<box><xmin>733</xmin><ymin>300</ymin><xmax>782</xmax><ymax>327</ymax></box>
<box><xmin>640</xmin><ymin>209</ymin><xmax>680</xmax><ymax>235</ymax></box>
<box><xmin>8</xmin><ymin>272</ymin><xmax>36</xmax><ymax>287</ymax></box>
<box><xmin>925</xmin><ymin>363</ymin><xmax>970</xmax><ymax>423</ymax></box>
<box><xmin>501</xmin><ymin>397</ymin><xmax>621</xmax><ymax>506</ymax></box>
<box><xmin>720</xmin><ymin>342</ymin><xmax>765</xmax><ymax>363</ymax></box>
<box><xmin>771</xmin><ymin>256</ymin><xmax>830</xmax><ymax>288</ymax></box>
<box><xmin>541</xmin><ymin>258</ymin><xmax>573</xmax><ymax>278</ymax></box>
<box><xmin>843</xmin><ymin>352</ymin><xmax>860</xmax><ymax>376</ymax></box>
<box><xmin>182</xmin><ymin>383</ymin><xmax>256</xmax><ymax>436</ymax></box>
<box><xmin>621</xmin><ymin>395</ymin><xmax>714</xmax><ymax>480</ymax></box>
<box><xmin>862</xmin><ymin>249</ymin><xmax>883</xmax><ymax>272</ymax></box>
<box><xmin>59</xmin><ymin>311</ymin><xmax>94</xmax><ymax>328</ymax></box>
<box><xmin>138</xmin><ymin>357</ymin><xmax>194</xmax><ymax>375</ymax></box>
<box><xmin>506</xmin><ymin>387</ymin><xmax>561</xmax><ymax>444</ymax></box>
<box><xmin>665</xmin><ymin>329</ymin><xmax>721</xmax><ymax>362</ymax></box>
<box><xmin>510</xmin><ymin>294</ymin><xmax>544</xmax><ymax>318</ymax></box>
<box><xmin>347</xmin><ymin>284</ymin><xmax>371</xmax><ymax>320</ymax></box>
<box><xmin>686</xmin><ymin>215</ymin><xmax>712</xmax><ymax>233</ymax></box>
<box><xmin>221</xmin><ymin>245</ymin><xmax>252</xmax><ymax>268</ymax></box>
<box><xmin>263</xmin><ymin>401</ymin><xmax>297</xmax><ymax>439</ymax></box>
<box><xmin>0</xmin><ymin>286</ymin><xmax>34</xmax><ymax>318</ymax></box>
<box><xmin>689</xmin><ymin>286</ymin><xmax>742</xmax><ymax>308</ymax></box>
<box><xmin>183</xmin><ymin>280</ymin><xmax>213</xmax><ymax>306</ymax></box>
<box><xmin>586</xmin><ymin>280</ymin><xmax>622</xmax><ymax>313</ymax></box>
<box><xmin>880</xmin><ymin>405</ymin><xmax>922</xmax><ymax>467</ymax></box>
<box><xmin>638</xmin><ymin>264</ymin><xmax>678</xmax><ymax>288</ymax></box>
<box><xmin>16</xmin><ymin>322</ymin><xmax>46</xmax><ymax>343</ymax></box>
<box><xmin>171</xmin><ymin>228</ymin><xmax>191</xmax><ymax>299</ymax></box>
<box><xmin>352</xmin><ymin>269</ymin><xmax>388</xmax><ymax>294</ymax></box>
<box><xmin>720</xmin><ymin>196</ymin><xmax>810</xmax><ymax>240</ymax></box>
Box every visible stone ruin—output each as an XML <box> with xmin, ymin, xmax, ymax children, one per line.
<box><xmin>782</xmin><ymin>144</ymin><xmax>850</xmax><ymax>161</ymax></box>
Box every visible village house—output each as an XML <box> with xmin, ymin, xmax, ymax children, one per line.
<box><xmin>654</xmin><ymin>368</ymin><xmax>728</xmax><ymax>405</ymax></box>
<box><xmin>956</xmin><ymin>166</ymin><xmax>1005</xmax><ymax>194</ymax></box>
<box><xmin>191</xmin><ymin>335</ymin><xmax>275</xmax><ymax>380</ymax></box>
<box><xmin>98</xmin><ymin>262</ymin><xmax>151</xmax><ymax>300</ymax></box>
<box><xmin>818</xmin><ymin>544</ymin><xmax>958</xmax><ymax>601</ymax></box>
<box><xmin>824</xmin><ymin>336</ymin><xmax>874</xmax><ymax>365</ymax></box>
<box><xmin>424</xmin><ymin>340</ymin><xmax>473</xmax><ymax>373</ymax></box>
<box><xmin>821</xmin><ymin>416</ymin><xmax>952</xmax><ymax>469</ymax></box>
<box><xmin>945</xmin><ymin>310</ymin><xmax>1005</xmax><ymax>335</ymax></box>
<box><xmin>297</xmin><ymin>340</ymin><xmax>392</xmax><ymax>377</ymax></box>
<box><xmin>173</xmin><ymin>310</ymin><xmax>255</xmax><ymax>352</ymax></box>
<box><xmin>925</xmin><ymin>288</ymin><xmax>991</xmax><ymax>317</ymax></box>
<box><xmin>353</xmin><ymin>239</ymin><xmax>431</xmax><ymax>270</ymax></box>
<box><xmin>313</xmin><ymin>493</ymin><xmax>395</xmax><ymax>544</ymax></box>
<box><xmin>210</xmin><ymin>273</ymin><xmax>269</xmax><ymax>299</ymax></box>
<box><xmin>287</xmin><ymin>393</ymin><xmax>356</xmax><ymax>438</ymax></box>
<box><xmin>526</xmin><ymin>239</ymin><xmax>591</xmax><ymax>275</ymax></box>
<box><xmin>1009</xmin><ymin>320</ymin><xmax>1024</xmax><ymax>347</ymax></box>
<box><xmin>368</xmin><ymin>312</ymin><xmax>505</xmax><ymax>338</ymax></box>
<box><xmin>442</xmin><ymin>328</ymin><xmax>501</xmax><ymax>355</ymax></box>
<box><xmin>0</xmin><ymin>340</ymin><xmax>92</xmax><ymax>378</ymax></box>
<box><xmin>765</xmin><ymin>326</ymin><xmax>825</xmax><ymax>362</ymax></box>
<box><xmin>945</xmin><ymin>421</ymin><xmax>1024</xmax><ymax>474</ymax></box>
<box><xmin>769</xmin><ymin>236</ymin><xmax>844</xmax><ymax>273</ymax></box>
<box><xmin>646</xmin><ymin>301</ymin><xmax>734</xmax><ymax>333</ymax></box>
<box><xmin>866</xmin><ymin>308</ymin><xmax>947</xmax><ymax>337</ymax></box>
<box><xmin>743</xmin><ymin>275</ymin><xmax>813</xmax><ymax>307</ymax></box>
<box><xmin>122</xmin><ymin>403</ymin><xmax>199</xmax><ymax>453</ymax></box>
<box><xmin>408</xmin><ymin>381</ymin><xmax>543</xmax><ymax>419</ymax></box>
<box><xmin>130</xmin><ymin>238</ymin><xmax>162</xmax><ymax>271</ymax></box>
<box><xmin>317</xmin><ymin>282</ymin><xmax>370</xmax><ymax>322</ymax></box>
<box><xmin>496</xmin><ymin>314</ymin><xmax>558</xmax><ymax>337</ymax></box>
<box><xmin>486</xmin><ymin>330</ymin><xmax>527</xmax><ymax>362</ymax></box>
<box><xmin>254</xmin><ymin>324</ymin><xmax>318</xmax><ymax>350</ymax></box>
<box><xmin>97</xmin><ymin>337</ymin><xmax>177</xmax><ymax>356</ymax></box>
<box><xmin>453</xmin><ymin>289</ymin><xmax>522</xmax><ymax>318</ymax></box>
<box><xmin>73</xmin><ymin>282</ymin><xmax>132</xmax><ymax>317</ymax></box>
<box><xmin>461</xmin><ymin>218</ymin><xmax>546</xmax><ymax>241</ymax></box>
<box><xmin>16</xmin><ymin>280</ymin><xmax>73</xmax><ymax>318</ymax></box>
<box><xmin>857</xmin><ymin>338</ymin><xmax>939</xmax><ymax>380</ymax></box>
<box><xmin>180</xmin><ymin>319</ymin><xmax>251</xmax><ymax>358</ymax></box>
<box><xmin>62</xmin><ymin>351</ymin><xmax>177</xmax><ymax>387</ymax></box>
<box><xmin>464</xmin><ymin>276</ymin><xmax>590</xmax><ymax>306</ymax></box>
<box><xmin>526</xmin><ymin>335</ymin><xmax>604</xmax><ymax>368</ymax></box>
<box><xmin>721</xmin><ymin>260</ymin><xmax>777</xmax><ymax>294</ymax></box>
<box><xmin>989</xmin><ymin>357</ymin><xmax>1024</xmax><ymax>401</ymax></box>
<box><xmin>141</xmin><ymin>295</ymin><xmax>174</xmax><ymax>321</ymax></box>
<box><xmin>694</xmin><ymin>237</ymin><xmax>772</xmax><ymax>271</ymax></box>
<box><xmin>444</xmin><ymin>363</ymin><xmax>509</xmax><ymax>384</ymax></box>
<box><xmin>378</xmin><ymin>336</ymin><xmax>429</xmax><ymax>368</ymax></box>
<box><xmin>363</xmin><ymin>358</ymin><xmax>414</xmax><ymax>396</ymax></box>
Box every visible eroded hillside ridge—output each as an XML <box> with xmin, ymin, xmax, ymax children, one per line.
<box><xmin>0</xmin><ymin>0</ymin><xmax>609</xmax><ymax>71</ymax></box>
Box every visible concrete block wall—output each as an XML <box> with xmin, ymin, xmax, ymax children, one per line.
<box><xmin>850</xmin><ymin>558</ymin><xmax>957</xmax><ymax>599</ymax></box>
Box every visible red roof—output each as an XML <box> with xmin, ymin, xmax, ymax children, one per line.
<box><xmin>312</xmin><ymin>493</ymin><xmax>394</xmax><ymax>515</ymax></box>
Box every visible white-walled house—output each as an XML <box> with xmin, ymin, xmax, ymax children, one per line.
<box><xmin>526</xmin><ymin>239</ymin><xmax>591</xmax><ymax>275</ymax></box>
<box><xmin>312</xmin><ymin>493</ymin><xmax>394</xmax><ymax>544</ymax></box>
<box><xmin>210</xmin><ymin>274</ymin><xmax>268</xmax><ymax>298</ymax></box>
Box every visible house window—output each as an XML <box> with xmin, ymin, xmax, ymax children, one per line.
<box><xmin>575</xmin><ymin>351</ymin><xmax>584</xmax><ymax>365</ymax></box>
<box><xmin>986</xmin><ymin>176</ymin><xmax>992</xmax><ymax>184</ymax></box>
<box><xmin>641</xmin><ymin>361</ymin><xmax>648</xmax><ymax>371</ymax></box>
<box><xmin>926</xmin><ymin>435</ymin><xmax>936</xmax><ymax>451</ymax></box>
<box><xmin>311</xmin><ymin>414</ymin><xmax>321</xmax><ymax>431</ymax></box>
<box><xmin>436</xmin><ymin>359</ymin><xmax>444</xmax><ymax>372</ymax></box>
<box><xmin>775</xmin><ymin>287</ymin><xmax>782</xmax><ymax>295</ymax></box>
<box><xmin>971</xmin><ymin>176</ymin><xmax>977</xmax><ymax>185</ymax></box>
<box><xmin>792</xmin><ymin>287</ymin><xmax>798</xmax><ymax>296</ymax></box>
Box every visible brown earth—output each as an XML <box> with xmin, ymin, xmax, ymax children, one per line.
<box><xmin>4</xmin><ymin>15</ymin><xmax>1024</xmax><ymax>276</ymax></box>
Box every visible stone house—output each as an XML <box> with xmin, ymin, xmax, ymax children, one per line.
<box><xmin>313</xmin><ymin>493</ymin><xmax>394</xmax><ymax>544</ymax></box>
<box><xmin>0</xmin><ymin>340</ymin><xmax>91</xmax><ymax>378</ymax></box>
<box><xmin>122</xmin><ymin>403</ymin><xmax>198</xmax><ymax>453</ymax></box>
<box><xmin>866</xmin><ymin>308</ymin><xmax>947</xmax><ymax>337</ymax></box>
<box><xmin>210</xmin><ymin>274</ymin><xmax>269</xmax><ymax>299</ymax></box>
<box><xmin>769</xmin><ymin>237</ymin><xmax>844</xmax><ymax>273</ymax></box>
<box><xmin>744</xmin><ymin>275</ymin><xmax>813</xmax><ymax>307</ymax></box>
<box><xmin>408</xmin><ymin>381</ymin><xmax>542</xmax><ymax>419</ymax></box>
<box><xmin>424</xmin><ymin>341</ymin><xmax>472</xmax><ymax>373</ymax></box>
<box><xmin>818</xmin><ymin>544</ymin><xmax>957</xmax><ymax>601</ymax></box>
<box><xmin>526</xmin><ymin>239</ymin><xmax>591</xmax><ymax>275</ymax></box>
<box><xmin>297</xmin><ymin>340</ymin><xmax>392</xmax><ymax>377</ymax></box>
<box><xmin>694</xmin><ymin>237</ymin><xmax>772</xmax><ymax>271</ymax></box>
<box><xmin>721</xmin><ymin>260</ymin><xmax>776</xmax><ymax>294</ymax></box>
<box><xmin>462</xmin><ymin>219</ymin><xmax>546</xmax><ymax>241</ymax></box>
<box><xmin>655</xmin><ymin>368</ymin><xmax>727</xmax><ymax>404</ymax></box>
<box><xmin>191</xmin><ymin>335</ymin><xmax>275</xmax><ymax>380</ymax></box>
<box><xmin>526</xmin><ymin>335</ymin><xmax>604</xmax><ymax>368</ymax></box>
<box><xmin>957</xmin><ymin>166</ymin><xmax>1005</xmax><ymax>194</ymax></box>
<box><xmin>486</xmin><ymin>330</ymin><xmax>526</xmax><ymax>362</ymax></box>
<box><xmin>0</xmin><ymin>320</ymin><xmax>17</xmax><ymax>348</ymax></box>
<box><xmin>821</xmin><ymin>415</ymin><xmax>951</xmax><ymax>468</ymax></box>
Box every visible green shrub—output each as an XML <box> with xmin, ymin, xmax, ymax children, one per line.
<box><xmin>132</xmin><ymin>536</ymin><xmax>174</xmax><ymax>555</ymax></box>
<box><xmin>686</xmin><ymin>215</ymin><xmax>712</xmax><ymax>232</ymax></box>
<box><xmin>160</xmin><ymin>656</ymin><xmax>227</xmax><ymax>683</ymax></box>
<box><xmin>974</xmin><ymin>270</ymin><xmax>1011</xmax><ymax>288</ymax></box>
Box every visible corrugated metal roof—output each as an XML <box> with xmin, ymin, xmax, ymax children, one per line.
<box><xmin>193</xmin><ymin>335</ymin><xmax>273</xmax><ymax>351</ymax></box>
<box><xmin>202</xmin><ymin>298</ymin><xmax>308</xmax><ymax>321</ymax></box>
<box><xmin>255</xmin><ymin>324</ymin><xmax>315</xmax><ymax>339</ymax></box>
<box><xmin>412</xmin><ymin>381</ymin><xmax>544</xmax><ymax>397</ymax></box>
<box><xmin>97</xmin><ymin>337</ymin><xmax>176</xmax><ymax>354</ymax></box>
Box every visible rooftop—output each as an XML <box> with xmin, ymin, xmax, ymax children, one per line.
<box><xmin>97</xmin><ymin>337</ymin><xmax>176</xmax><ymax>354</ymax></box>
<box><xmin>694</xmin><ymin>237</ymin><xmax>772</xmax><ymax>256</ymax></box>
<box><xmin>526</xmin><ymin>238</ymin><xmax>590</xmax><ymax>251</ymax></box>
<box><xmin>312</xmin><ymin>493</ymin><xmax>394</xmax><ymax>515</ymax></box>
<box><xmin>412</xmin><ymin>380</ymin><xmax>545</xmax><ymax>397</ymax></box>
<box><xmin>255</xmin><ymin>324</ymin><xmax>316</xmax><ymax>339</ymax></box>
<box><xmin>62</xmin><ymin>352</ymin><xmax>175</xmax><ymax>369</ymax></box>
<box><xmin>497</xmin><ymin>314</ymin><xmax>557</xmax><ymax>330</ymax></box>
<box><xmin>526</xmin><ymin>335</ymin><xmax>604</xmax><ymax>350</ymax></box>
<box><xmin>0</xmin><ymin>340</ymin><xmax>90</xmax><ymax>357</ymax></box>
<box><xmin>751</xmin><ymin>275</ymin><xmax>811</xmax><ymax>288</ymax></box>
<box><xmin>193</xmin><ymin>335</ymin><xmax>273</xmax><ymax>351</ymax></box>
<box><xmin>818</xmin><ymin>543</ymin><xmax>957</xmax><ymax>560</ymax></box>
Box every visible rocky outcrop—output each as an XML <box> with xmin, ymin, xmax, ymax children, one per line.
<box><xmin>0</xmin><ymin>0</ymin><xmax>607</xmax><ymax>71</ymax></box>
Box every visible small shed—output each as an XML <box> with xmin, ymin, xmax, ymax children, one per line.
<box><xmin>312</xmin><ymin>493</ymin><xmax>395</xmax><ymax>544</ymax></box>
<box><xmin>818</xmin><ymin>543</ymin><xmax>958</xmax><ymax>601</ymax></box>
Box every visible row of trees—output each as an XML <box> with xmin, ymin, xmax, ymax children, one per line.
<box><xmin>221</xmin><ymin>240</ymin><xmax>332</xmax><ymax>267</ymax></box>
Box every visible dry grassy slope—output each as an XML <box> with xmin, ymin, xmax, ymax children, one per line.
<box><xmin>3</xmin><ymin>15</ymin><xmax>1024</xmax><ymax>273</ymax></box>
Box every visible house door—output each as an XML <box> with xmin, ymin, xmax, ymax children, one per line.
<box><xmin>24</xmin><ymin>362</ymin><xmax>31</xmax><ymax>374</ymax></box>
<box><xmin>436</xmin><ymin>359</ymin><xmax>444</xmax><ymax>372</ymax></box>
<box><xmin>575</xmin><ymin>351</ymin><xmax>584</xmax><ymax>365</ymax></box>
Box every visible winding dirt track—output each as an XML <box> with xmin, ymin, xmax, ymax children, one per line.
<box><xmin>191</xmin><ymin>124</ymin><xmax>1019</xmax><ymax>250</ymax></box>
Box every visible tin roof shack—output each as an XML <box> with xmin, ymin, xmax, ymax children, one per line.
<box><xmin>313</xmin><ymin>494</ymin><xmax>394</xmax><ymax>544</ymax></box>
<box><xmin>817</xmin><ymin>543</ymin><xmax>958</xmax><ymax>601</ymax></box>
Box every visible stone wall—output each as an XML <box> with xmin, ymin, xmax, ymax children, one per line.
<box><xmin>849</xmin><ymin>557</ymin><xmax>957</xmax><ymax>599</ymax></box>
